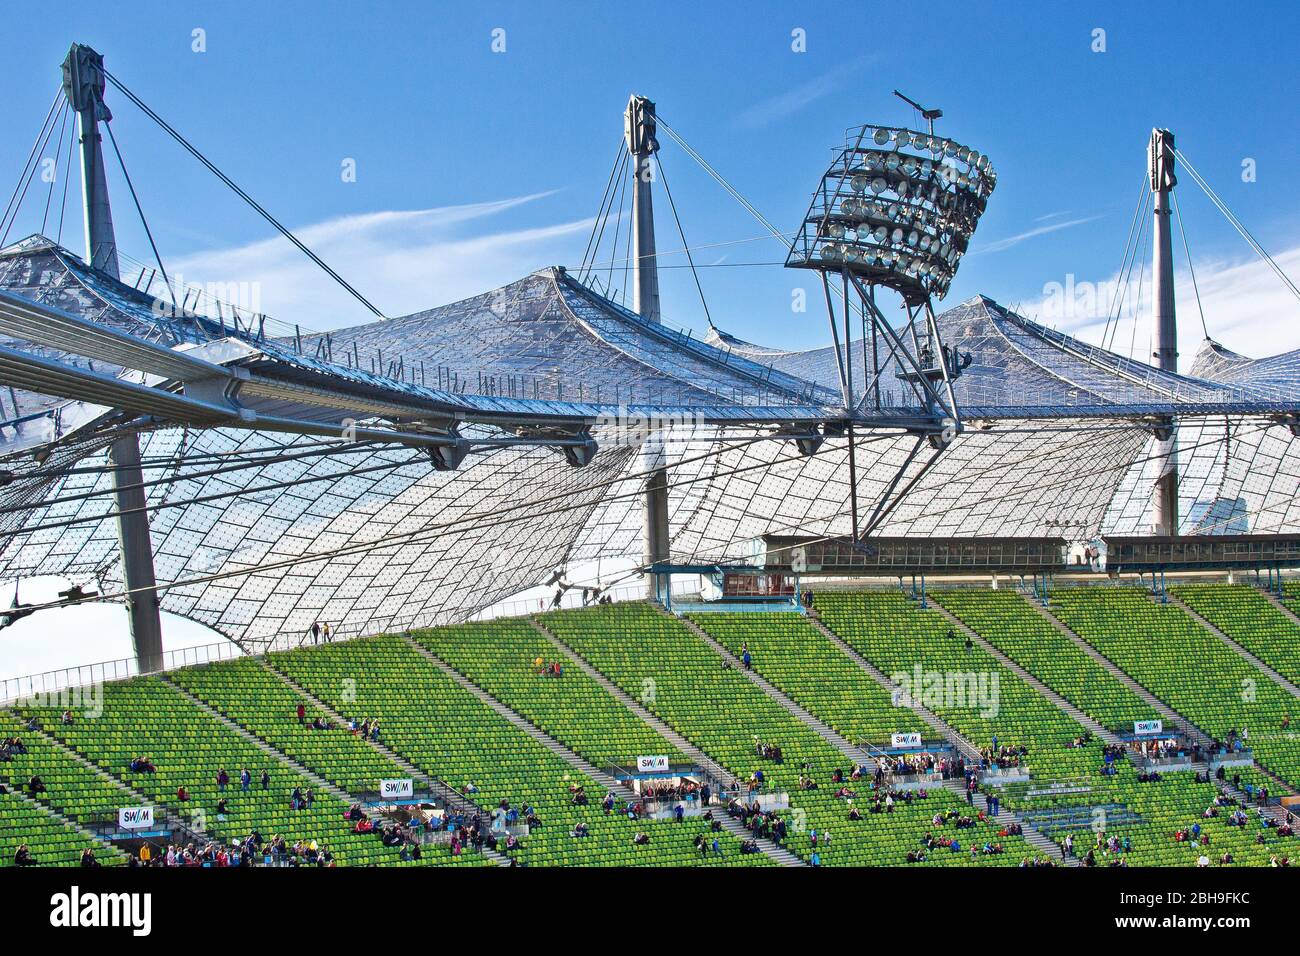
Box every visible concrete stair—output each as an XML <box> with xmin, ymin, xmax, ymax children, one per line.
<box><xmin>400</xmin><ymin>633</ymin><xmax>631</xmax><ymax>796</ymax></box>
<box><xmin>799</xmin><ymin>612</ymin><xmax>1075</xmax><ymax>864</ymax></box>
<box><xmin>1019</xmin><ymin>595</ymin><xmax>1214</xmax><ymax>748</ymax></box>
<box><xmin>258</xmin><ymin>657</ymin><xmax>488</xmax><ymax>821</ymax></box>
<box><xmin>803</xmin><ymin>612</ymin><xmax>983</xmax><ymax>764</ymax></box>
<box><xmin>163</xmin><ymin>676</ymin><xmax>356</xmax><ymax>807</ymax></box>
<box><xmin>929</xmin><ymin>601</ymin><xmax>1289</xmax><ymax>816</ymax></box>
<box><xmin>528</xmin><ymin>619</ymin><xmax>805</xmax><ymax>866</ymax></box>
<box><xmin>938</xmin><ymin>778</ymin><xmax>1073</xmax><ymax>864</ymax></box>
<box><xmin>19</xmin><ymin>715</ymin><xmax>210</xmax><ymax>845</ymax></box>
<box><xmin>1022</xmin><ymin>594</ymin><xmax>1297</xmax><ymax>799</ymax></box>
<box><xmin>673</xmin><ymin>611</ymin><xmax>869</xmax><ymax>766</ymax></box>
<box><xmin>165</xmin><ymin>676</ymin><xmax>510</xmax><ymax>865</ymax></box>
<box><xmin>1258</xmin><ymin>587</ymin><xmax>1300</xmax><ymax>629</ymax></box>
<box><xmin>7</xmin><ymin>784</ymin><xmax>125</xmax><ymax>863</ymax></box>
<box><xmin>1165</xmin><ymin>592</ymin><xmax>1300</xmax><ymax>699</ymax></box>
<box><xmin>929</xmin><ymin>601</ymin><xmax>1124</xmax><ymax>748</ymax></box>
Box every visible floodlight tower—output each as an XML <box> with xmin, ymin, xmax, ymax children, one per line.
<box><xmin>62</xmin><ymin>43</ymin><xmax>164</xmax><ymax>673</ymax></box>
<box><xmin>1149</xmin><ymin>128</ymin><xmax>1179</xmax><ymax>536</ymax></box>
<box><xmin>625</xmin><ymin>95</ymin><xmax>671</xmax><ymax>597</ymax></box>
<box><xmin>786</xmin><ymin>117</ymin><xmax>996</xmax><ymax>542</ymax></box>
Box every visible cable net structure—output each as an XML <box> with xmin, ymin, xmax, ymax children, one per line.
<box><xmin>5</xmin><ymin>230</ymin><xmax>1300</xmax><ymax>650</ymax></box>
<box><xmin>6</xmin><ymin>48</ymin><xmax>1300</xmax><ymax>656</ymax></box>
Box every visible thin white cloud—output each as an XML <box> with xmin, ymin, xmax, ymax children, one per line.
<box><xmin>973</xmin><ymin>215</ymin><xmax>1103</xmax><ymax>255</ymax></box>
<box><xmin>1019</xmin><ymin>243</ymin><xmax>1300</xmax><ymax>369</ymax></box>
<box><xmin>163</xmin><ymin>191</ymin><xmax>591</xmax><ymax>328</ymax></box>
<box><xmin>734</xmin><ymin>57</ymin><xmax>875</xmax><ymax>129</ymax></box>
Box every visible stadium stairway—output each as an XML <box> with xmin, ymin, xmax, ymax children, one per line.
<box><xmin>271</xmin><ymin>634</ymin><xmax>763</xmax><ymax>867</ymax></box>
<box><xmin>670</xmin><ymin>606</ymin><xmax>1069</xmax><ymax>864</ymax></box>
<box><xmin>674</xmin><ymin>613</ymin><xmax>869</xmax><ymax>766</ymax></box>
<box><xmin>13</xmin><ymin>716</ymin><xmax>208</xmax><ymax>846</ymax></box>
<box><xmin>1165</xmin><ymin>592</ymin><xmax>1300</xmax><ymax>698</ymax></box>
<box><xmin>543</xmin><ymin>603</ymin><xmax>1052</xmax><ymax>866</ymax></box>
<box><xmin>525</xmin><ymin>620</ymin><xmax>806</xmax><ymax>867</ymax></box>
<box><xmin>1022</xmin><ymin>597</ymin><xmax>1212</xmax><ymax>749</ymax></box>
<box><xmin>1030</xmin><ymin>593</ymin><xmax>1298</xmax><ymax>799</ymax></box>
<box><xmin>780</xmin><ymin>612</ymin><xmax>1074</xmax><ymax>863</ymax></box>
<box><xmin>255</xmin><ymin>660</ymin><xmax>487</xmax><ymax>823</ymax></box>
<box><xmin>404</xmin><ymin>632</ymin><xmax>795</xmax><ymax>865</ymax></box>
<box><xmin>927</xmin><ymin>601</ymin><xmax>1125</xmax><ymax>749</ymax></box>
<box><xmin>929</xmin><ymin>594</ymin><xmax>1290</xmax><ymax>824</ymax></box>
<box><xmin>526</xmin><ymin>621</ymin><xmax>732</xmax><ymax>787</ymax></box>
<box><xmin>803</xmin><ymin>613</ymin><xmax>983</xmax><ymax>764</ymax></box>
<box><xmin>402</xmin><ymin>635</ymin><xmax>633</xmax><ymax>797</ymax></box>
<box><xmin>163</xmin><ymin>678</ymin><xmax>358</xmax><ymax>810</ymax></box>
<box><xmin>404</xmin><ymin>631</ymin><xmax>801</xmax><ymax>867</ymax></box>
<box><xmin>933</xmin><ymin>777</ymin><xmax>1075</xmax><ymax>863</ymax></box>
<box><xmin>0</xmin><ymin>787</ymin><xmax>126</xmax><ymax>867</ymax></box>
<box><xmin>1262</xmin><ymin>587</ymin><xmax>1300</xmax><ymax>632</ymax></box>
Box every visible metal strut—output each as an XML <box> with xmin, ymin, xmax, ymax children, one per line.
<box><xmin>626</xmin><ymin>94</ymin><xmax>672</xmax><ymax>597</ymax></box>
<box><xmin>64</xmin><ymin>43</ymin><xmax>164</xmax><ymax>670</ymax></box>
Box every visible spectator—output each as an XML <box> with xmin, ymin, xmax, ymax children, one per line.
<box><xmin>240</xmin><ymin>768</ymin><xmax>251</xmax><ymax>792</ymax></box>
<box><xmin>14</xmin><ymin>844</ymin><xmax>35</xmax><ymax>866</ymax></box>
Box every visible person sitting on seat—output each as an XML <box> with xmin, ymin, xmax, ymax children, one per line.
<box><xmin>61</xmin><ymin>709</ymin><xmax>75</xmax><ymax>726</ymax></box>
<box><xmin>80</xmin><ymin>847</ymin><xmax>99</xmax><ymax>867</ymax></box>
<box><xmin>14</xmin><ymin>844</ymin><xmax>35</xmax><ymax>866</ymax></box>
<box><xmin>632</xmin><ymin>832</ymin><xmax>650</xmax><ymax>845</ymax></box>
<box><xmin>176</xmin><ymin>785</ymin><xmax>189</xmax><ymax>801</ymax></box>
<box><xmin>27</xmin><ymin>775</ymin><xmax>45</xmax><ymax>795</ymax></box>
<box><xmin>130</xmin><ymin>756</ymin><xmax>156</xmax><ymax>773</ymax></box>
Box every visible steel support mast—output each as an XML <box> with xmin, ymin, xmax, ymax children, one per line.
<box><xmin>62</xmin><ymin>44</ymin><xmax>120</xmax><ymax>279</ymax></box>
<box><xmin>1150</xmin><ymin>128</ymin><xmax>1179</xmax><ymax>536</ymax></box>
<box><xmin>626</xmin><ymin>95</ymin><xmax>671</xmax><ymax>598</ymax></box>
<box><xmin>63</xmin><ymin>43</ymin><xmax>164</xmax><ymax>672</ymax></box>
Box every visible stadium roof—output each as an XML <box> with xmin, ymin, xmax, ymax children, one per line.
<box><xmin>3</xmin><ymin>236</ymin><xmax>1300</xmax><ymax>647</ymax></box>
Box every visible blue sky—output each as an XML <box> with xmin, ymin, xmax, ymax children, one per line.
<box><xmin>3</xmin><ymin>0</ymin><xmax>1299</xmax><ymax>361</ymax></box>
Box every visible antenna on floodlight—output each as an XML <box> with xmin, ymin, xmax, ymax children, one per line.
<box><xmin>892</xmin><ymin>90</ymin><xmax>942</xmax><ymax>136</ymax></box>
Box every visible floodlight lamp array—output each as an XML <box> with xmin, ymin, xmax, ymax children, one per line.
<box><xmin>786</xmin><ymin>124</ymin><xmax>997</xmax><ymax>302</ymax></box>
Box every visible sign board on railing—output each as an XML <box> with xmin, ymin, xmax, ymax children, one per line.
<box><xmin>891</xmin><ymin>733</ymin><xmax>923</xmax><ymax>749</ymax></box>
<box><xmin>636</xmin><ymin>756</ymin><xmax>670</xmax><ymax>773</ymax></box>
<box><xmin>118</xmin><ymin>806</ymin><xmax>155</xmax><ymax>830</ymax></box>
<box><xmin>1134</xmin><ymin>720</ymin><xmax>1163</xmax><ymax>736</ymax></box>
<box><xmin>380</xmin><ymin>779</ymin><xmax>414</xmax><ymax>800</ymax></box>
